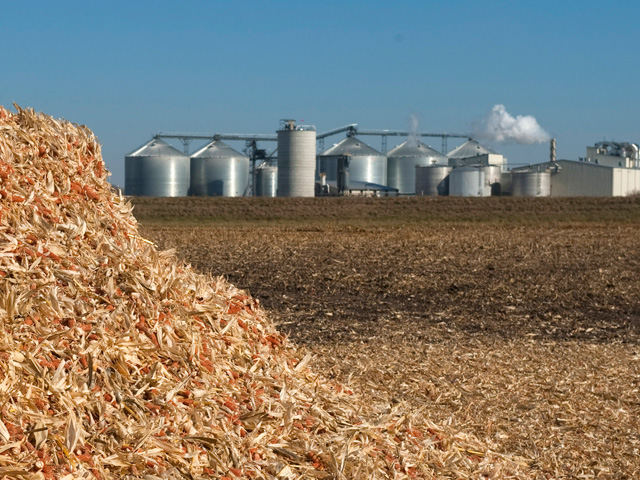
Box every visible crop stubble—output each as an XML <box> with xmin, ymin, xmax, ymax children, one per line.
<box><xmin>136</xmin><ymin>197</ymin><xmax>640</xmax><ymax>479</ymax></box>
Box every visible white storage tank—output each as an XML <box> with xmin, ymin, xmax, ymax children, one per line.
<box><xmin>449</xmin><ymin>166</ymin><xmax>486</xmax><ymax>197</ymax></box>
<box><xmin>190</xmin><ymin>140</ymin><xmax>249</xmax><ymax>197</ymax></box>
<box><xmin>125</xmin><ymin>138</ymin><xmax>190</xmax><ymax>197</ymax></box>
<box><xmin>483</xmin><ymin>165</ymin><xmax>502</xmax><ymax>196</ymax></box>
<box><xmin>387</xmin><ymin>140</ymin><xmax>447</xmax><ymax>194</ymax></box>
<box><xmin>255</xmin><ymin>164</ymin><xmax>278</xmax><ymax>197</ymax></box>
<box><xmin>277</xmin><ymin>120</ymin><xmax>316</xmax><ymax>197</ymax></box>
<box><xmin>415</xmin><ymin>165</ymin><xmax>452</xmax><ymax>196</ymax></box>
<box><xmin>511</xmin><ymin>170</ymin><xmax>551</xmax><ymax>197</ymax></box>
<box><xmin>318</xmin><ymin>136</ymin><xmax>387</xmax><ymax>186</ymax></box>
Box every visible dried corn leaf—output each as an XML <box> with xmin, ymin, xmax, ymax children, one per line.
<box><xmin>0</xmin><ymin>104</ymin><xmax>534</xmax><ymax>479</ymax></box>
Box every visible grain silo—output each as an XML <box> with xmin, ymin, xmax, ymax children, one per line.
<box><xmin>319</xmin><ymin>136</ymin><xmax>387</xmax><ymax>186</ymax></box>
<box><xmin>190</xmin><ymin>140</ymin><xmax>249</xmax><ymax>197</ymax></box>
<box><xmin>125</xmin><ymin>138</ymin><xmax>190</xmax><ymax>196</ymax></box>
<box><xmin>415</xmin><ymin>165</ymin><xmax>452</xmax><ymax>196</ymax></box>
<box><xmin>387</xmin><ymin>140</ymin><xmax>447</xmax><ymax>194</ymax></box>
<box><xmin>447</xmin><ymin>139</ymin><xmax>506</xmax><ymax>171</ymax></box>
<box><xmin>277</xmin><ymin>120</ymin><xmax>316</xmax><ymax>197</ymax></box>
<box><xmin>511</xmin><ymin>170</ymin><xmax>551</xmax><ymax>197</ymax></box>
<box><xmin>449</xmin><ymin>166</ymin><xmax>486</xmax><ymax>197</ymax></box>
<box><xmin>447</xmin><ymin>139</ymin><xmax>496</xmax><ymax>160</ymax></box>
<box><xmin>255</xmin><ymin>164</ymin><xmax>278</xmax><ymax>197</ymax></box>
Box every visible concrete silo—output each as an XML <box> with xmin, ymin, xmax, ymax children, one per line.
<box><xmin>277</xmin><ymin>120</ymin><xmax>316</xmax><ymax>197</ymax></box>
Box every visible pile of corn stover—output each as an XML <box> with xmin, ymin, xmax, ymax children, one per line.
<box><xmin>0</xmin><ymin>106</ymin><xmax>530</xmax><ymax>479</ymax></box>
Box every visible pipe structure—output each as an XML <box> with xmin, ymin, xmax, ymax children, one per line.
<box><xmin>155</xmin><ymin>132</ymin><xmax>277</xmax><ymax>155</ymax></box>
<box><xmin>316</xmin><ymin>126</ymin><xmax>469</xmax><ymax>154</ymax></box>
<box><xmin>354</xmin><ymin>129</ymin><xmax>469</xmax><ymax>154</ymax></box>
<box><xmin>316</xmin><ymin>124</ymin><xmax>359</xmax><ymax>140</ymax></box>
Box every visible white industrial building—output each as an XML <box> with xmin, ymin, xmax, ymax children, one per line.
<box><xmin>584</xmin><ymin>141</ymin><xmax>640</xmax><ymax>168</ymax></box>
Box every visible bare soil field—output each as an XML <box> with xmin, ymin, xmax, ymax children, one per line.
<box><xmin>133</xmin><ymin>197</ymin><xmax>640</xmax><ymax>479</ymax></box>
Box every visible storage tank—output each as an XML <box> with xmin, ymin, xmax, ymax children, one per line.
<box><xmin>483</xmin><ymin>165</ymin><xmax>502</xmax><ymax>196</ymax></box>
<box><xmin>255</xmin><ymin>164</ymin><xmax>277</xmax><ymax>197</ymax></box>
<box><xmin>415</xmin><ymin>165</ymin><xmax>452</xmax><ymax>196</ymax></box>
<box><xmin>125</xmin><ymin>138</ymin><xmax>190</xmax><ymax>197</ymax></box>
<box><xmin>318</xmin><ymin>136</ymin><xmax>387</xmax><ymax>186</ymax></box>
<box><xmin>449</xmin><ymin>166</ymin><xmax>486</xmax><ymax>197</ymax></box>
<box><xmin>511</xmin><ymin>170</ymin><xmax>551</xmax><ymax>197</ymax></box>
<box><xmin>190</xmin><ymin>140</ymin><xmax>249</xmax><ymax>197</ymax></box>
<box><xmin>387</xmin><ymin>140</ymin><xmax>447</xmax><ymax>194</ymax></box>
<box><xmin>277</xmin><ymin>120</ymin><xmax>316</xmax><ymax>197</ymax></box>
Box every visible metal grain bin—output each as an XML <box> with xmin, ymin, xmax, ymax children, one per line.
<box><xmin>511</xmin><ymin>170</ymin><xmax>551</xmax><ymax>197</ymax></box>
<box><xmin>483</xmin><ymin>165</ymin><xmax>502</xmax><ymax>196</ymax></box>
<box><xmin>190</xmin><ymin>140</ymin><xmax>249</xmax><ymax>197</ymax></box>
<box><xmin>319</xmin><ymin>136</ymin><xmax>387</xmax><ymax>186</ymax></box>
<box><xmin>387</xmin><ymin>140</ymin><xmax>447</xmax><ymax>194</ymax></box>
<box><xmin>415</xmin><ymin>165</ymin><xmax>452</xmax><ymax>196</ymax></box>
<box><xmin>449</xmin><ymin>166</ymin><xmax>486</xmax><ymax>197</ymax></box>
<box><xmin>277</xmin><ymin>121</ymin><xmax>316</xmax><ymax>197</ymax></box>
<box><xmin>447</xmin><ymin>139</ymin><xmax>497</xmax><ymax>159</ymax></box>
<box><xmin>125</xmin><ymin>138</ymin><xmax>189</xmax><ymax>197</ymax></box>
<box><xmin>255</xmin><ymin>164</ymin><xmax>277</xmax><ymax>197</ymax></box>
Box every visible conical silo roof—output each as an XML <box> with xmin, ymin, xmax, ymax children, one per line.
<box><xmin>321</xmin><ymin>136</ymin><xmax>383</xmax><ymax>157</ymax></box>
<box><xmin>126</xmin><ymin>138</ymin><xmax>187</xmax><ymax>158</ymax></box>
<box><xmin>191</xmin><ymin>140</ymin><xmax>247</xmax><ymax>159</ymax></box>
<box><xmin>446</xmin><ymin>139</ymin><xmax>497</xmax><ymax>159</ymax></box>
<box><xmin>387</xmin><ymin>140</ymin><xmax>446</xmax><ymax>159</ymax></box>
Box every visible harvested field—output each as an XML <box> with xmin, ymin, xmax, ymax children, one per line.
<box><xmin>134</xmin><ymin>196</ymin><xmax>640</xmax><ymax>479</ymax></box>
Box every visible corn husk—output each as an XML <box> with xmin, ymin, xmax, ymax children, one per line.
<box><xmin>0</xmin><ymin>105</ymin><xmax>532</xmax><ymax>479</ymax></box>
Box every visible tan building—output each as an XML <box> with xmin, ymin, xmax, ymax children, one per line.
<box><xmin>549</xmin><ymin>160</ymin><xmax>640</xmax><ymax>196</ymax></box>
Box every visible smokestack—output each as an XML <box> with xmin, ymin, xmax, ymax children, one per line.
<box><xmin>550</xmin><ymin>138</ymin><xmax>556</xmax><ymax>163</ymax></box>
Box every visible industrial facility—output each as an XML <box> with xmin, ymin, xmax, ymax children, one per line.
<box><xmin>124</xmin><ymin>121</ymin><xmax>640</xmax><ymax>198</ymax></box>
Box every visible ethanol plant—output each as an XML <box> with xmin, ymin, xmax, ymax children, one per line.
<box><xmin>123</xmin><ymin>119</ymin><xmax>640</xmax><ymax>198</ymax></box>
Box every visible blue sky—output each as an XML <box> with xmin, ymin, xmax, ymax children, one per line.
<box><xmin>2</xmin><ymin>1</ymin><xmax>638</xmax><ymax>188</ymax></box>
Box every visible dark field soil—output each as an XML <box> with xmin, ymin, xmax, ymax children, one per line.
<box><xmin>133</xmin><ymin>196</ymin><xmax>640</xmax><ymax>479</ymax></box>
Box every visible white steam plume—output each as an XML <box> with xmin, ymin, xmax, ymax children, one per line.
<box><xmin>474</xmin><ymin>104</ymin><xmax>550</xmax><ymax>145</ymax></box>
<box><xmin>407</xmin><ymin>113</ymin><xmax>419</xmax><ymax>147</ymax></box>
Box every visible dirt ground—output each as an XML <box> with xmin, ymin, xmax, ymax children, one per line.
<box><xmin>133</xmin><ymin>197</ymin><xmax>640</xmax><ymax>479</ymax></box>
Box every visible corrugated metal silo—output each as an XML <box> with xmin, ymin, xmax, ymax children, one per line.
<box><xmin>277</xmin><ymin>121</ymin><xmax>316</xmax><ymax>197</ymax></box>
<box><xmin>511</xmin><ymin>171</ymin><xmax>551</xmax><ymax>197</ymax></box>
<box><xmin>125</xmin><ymin>138</ymin><xmax>190</xmax><ymax>197</ymax></box>
<box><xmin>449</xmin><ymin>166</ymin><xmax>486</xmax><ymax>197</ymax></box>
<box><xmin>387</xmin><ymin>140</ymin><xmax>447</xmax><ymax>194</ymax></box>
<box><xmin>190</xmin><ymin>140</ymin><xmax>249</xmax><ymax>197</ymax></box>
<box><xmin>255</xmin><ymin>164</ymin><xmax>278</xmax><ymax>197</ymax></box>
<box><xmin>319</xmin><ymin>136</ymin><xmax>387</xmax><ymax>186</ymax></box>
<box><xmin>483</xmin><ymin>165</ymin><xmax>502</xmax><ymax>196</ymax></box>
<box><xmin>447</xmin><ymin>139</ymin><xmax>497</xmax><ymax>159</ymax></box>
<box><xmin>415</xmin><ymin>165</ymin><xmax>452</xmax><ymax>196</ymax></box>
